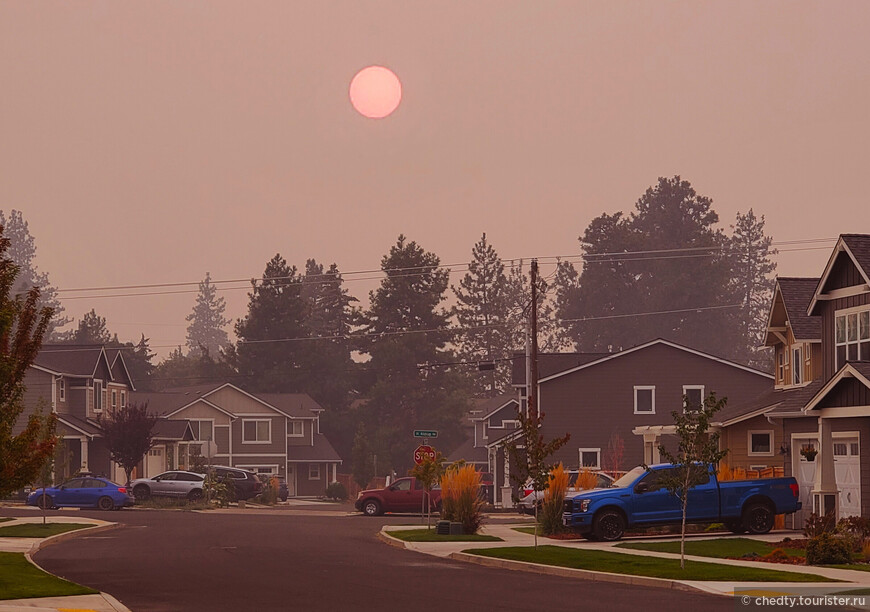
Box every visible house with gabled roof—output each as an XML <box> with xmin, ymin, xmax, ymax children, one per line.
<box><xmin>486</xmin><ymin>339</ymin><xmax>772</xmax><ymax>507</ymax></box>
<box><xmin>21</xmin><ymin>344</ymin><xmax>138</xmax><ymax>481</ymax></box>
<box><xmin>447</xmin><ymin>394</ymin><xmax>519</xmax><ymax>471</ymax></box>
<box><xmin>133</xmin><ymin>383</ymin><xmax>342</xmax><ymax>496</ymax></box>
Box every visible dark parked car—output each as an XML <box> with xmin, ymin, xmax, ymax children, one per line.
<box><xmin>129</xmin><ymin>471</ymin><xmax>205</xmax><ymax>501</ymax></box>
<box><xmin>202</xmin><ymin>466</ymin><xmax>263</xmax><ymax>501</ymax></box>
<box><xmin>27</xmin><ymin>477</ymin><xmax>134</xmax><ymax>511</ymax></box>
<box><xmin>355</xmin><ymin>477</ymin><xmax>441</xmax><ymax>516</ymax></box>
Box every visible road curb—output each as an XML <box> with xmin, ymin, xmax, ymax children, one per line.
<box><xmin>377</xmin><ymin>528</ymin><xmax>409</xmax><ymax>550</ymax></box>
<box><xmin>447</xmin><ymin>551</ymin><xmax>709</xmax><ymax>595</ymax></box>
<box><xmin>27</xmin><ymin>521</ymin><xmax>122</xmax><ymax>556</ymax></box>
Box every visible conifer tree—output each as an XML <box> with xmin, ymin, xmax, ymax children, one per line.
<box><xmin>185</xmin><ymin>272</ymin><xmax>230</xmax><ymax>358</ymax></box>
<box><xmin>70</xmin><ymin>309</ymin><xmax>113</xmax><ymax>344</ymax></box>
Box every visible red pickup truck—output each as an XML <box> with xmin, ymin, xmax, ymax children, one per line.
<box><xmin>355</xmin><ymin>477</ymin><xmax>442</xmax><ymax>516</ymax></box>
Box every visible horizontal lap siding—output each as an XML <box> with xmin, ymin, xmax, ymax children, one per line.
<box><xmin>233</xmin><ymin>416</ymin><xmax>286</xmax><ymax>454</ymax></box>
<box><xmin>722</xmin><ymin>415</ymin><xmax>784</xmax><ymax>470</ymax></box>
<box><xmin>295</xmin><ymin>463</ymin><xmax>329</xmax><ymax>496</ymax></box>
<box><xmin>538</xmin><ymin>343</ymin><xmax>772</xmax><ymax>471</ymax></box>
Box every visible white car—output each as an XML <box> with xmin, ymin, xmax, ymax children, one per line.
<box><xmin>130</xmin><ymin>470</ymin><xmax>205</xmax><ymax>502</ymax></box>
<box><xmin>517</xmin><ymin>471</ymin><xmax>614</xmax><ymax>515</ymax></box>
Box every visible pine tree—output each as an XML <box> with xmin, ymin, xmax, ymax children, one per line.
<box><xmin>0</xmin><ymin>210</ymin><xmax>70</xmax><ymax>338</ymax></box>
<box><xmin>360</xmin><ymin>235</ymin><xmax>469</xmax><ymax>473</ymax></box>
<box><xmin>70</xmin><ymin>309</ymin><xmax>113</xmax><ymax>344</ymax></box>
<box><xmin>728</xmin><ymin>210</ymin><xmax>777</xmax><ymax>370</ymax></box>
<box><xmin>233</xmin><ymin>255</ymin><xmax>307</xmax><ymax>392</ymax></box>
<box><xmin>122</xmin><ymin>335</ymin><xmax>157</xmax><ymax>389</ymax></box>
<box><xmin>452</xmin><ymin>233</ymin><xmax>513</xmax><ymax>396</ymax></box>
<box><xmin>185</xmin><ymin>272</ymin><xmax>230</xmax><ymax>358</ymax></box>
<box><xmin>0</xmin><ymin>227</ymin><xmax>57</xmax><ymax>497</ymax></box>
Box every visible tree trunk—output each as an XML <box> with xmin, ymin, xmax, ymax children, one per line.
<box><xmin>534</xmin><ymin>494</ymin><xmax>539</xmax><ymax>549</ymax></box>
<box><xmin>680</xmin><ymin>474</ymin><xmax>689</xmax><ymax>570</ymax></box>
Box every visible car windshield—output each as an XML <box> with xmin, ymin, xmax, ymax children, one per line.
<box><xmin>611</xmin><ymin>466</ymin><xmax>647</xmax><ymax>489</ymax></box>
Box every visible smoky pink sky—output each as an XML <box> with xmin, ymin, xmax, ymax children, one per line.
<box><xmin>1</xmin><ymin>2</ymin><xmax>868</xmax><ymax>355</ymax></box>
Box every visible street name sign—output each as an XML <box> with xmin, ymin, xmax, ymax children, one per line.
<box><xmin>413</xmin><ymin>430</ymin><xmax>438</xmax><ymax>438</ymax></box>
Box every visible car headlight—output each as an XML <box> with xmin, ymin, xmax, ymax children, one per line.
<box><xmin>578</xmin><ymin>499</ymin><xmax>591</xmax><ymax>513</ymax></box>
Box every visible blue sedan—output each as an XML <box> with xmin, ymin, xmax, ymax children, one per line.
<box><xmin>27</xmin><ymin>477</ymin><xmax>135</xmax><ymax>511</ymax></box>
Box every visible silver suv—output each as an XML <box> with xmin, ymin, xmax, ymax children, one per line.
<box><xmin>130</xmin><ymin>470</ymin><xmax>205</xmax><ymax>502</ymax></box>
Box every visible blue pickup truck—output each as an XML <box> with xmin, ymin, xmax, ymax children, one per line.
<box><xmin>563</xmin><ymin>463</ymin><xmax>801</xmax><ymax>541</ymax></box>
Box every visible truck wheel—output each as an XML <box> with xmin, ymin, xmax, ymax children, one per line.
<box><xmin>724</xmin><ymin>519</ymin><xmax>746</xmax><ymax>534</ymax></box>
<box><xmin>593</xmin><ymin>509</ymin><xmax>626</xmax><ymax>541</ymax></box>
<box><xmin>744</xmin><ymin>503</ymin><xmax>774</xmax><ymax>534</ymax></box>
<box><xmin>362</xmin><ymin>499</ymin><xmax>382</xmax><ymax>516</ymax></box>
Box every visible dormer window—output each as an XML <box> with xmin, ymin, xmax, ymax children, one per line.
<box><xmin>59</xmin><ymin>379</ymin><xmax>66</xmax><ymax>402</ymax></box>
<box><xmin>777</xmin><ymin>350</ymin><xmax>785</xmax><ymax>382</ymax></box>
<box><xmin>792</xmin><ymin>346</ymin><xmax>802</xmax><ymax>385</ymax></box>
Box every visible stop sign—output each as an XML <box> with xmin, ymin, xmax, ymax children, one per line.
<box><xmin>414</xmin><ymin>445</ymin><xmax>436</xmax><ymax>465</ymax></box>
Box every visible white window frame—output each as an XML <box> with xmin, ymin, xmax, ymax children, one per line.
<box><xmin>777</xmin><ymin>349</ymin><xmax>785</xmax><ymax>383</ymax></box>
<box><xmin>835</xmin><ymin>306</ymin><xmax>870</xmax><ymax>369</ymax></box>
<box><xmin>59</xmin><ymin>379</ymin><xmax>66</xmax><ymax>402</ymax></box>
<box><xmin>189</xmin><ymin>419</ymin><xmax>215</xmax><ymax>442</ymax></box>
<box><xmin>287</xmin><ymin>421</ymin><xmax>304</xmax><ymax>437</ymax></box>
<box><xmin>111</xmin><ymin>389</ymin><xmax>118</xmax><ymax>410</ymax></box>
<box><xmin>804</xmin><ymin>344</ymin><xmax>811</xmax><ymax>380</ymax></box>
<box><xmin>93</xmin><ymin>379</ymin><xmax>104</xmax><ymax>413</ymax></box>
<box><xmin>242</xmin><ymin>419</ymin><xmax>272</xmax><ymax>444</ymax></box>
<box><xmin>633</xmin><ymin>386</ymin><xmax>656</xmax><ymax>414</ymax></box>
<box><xmin>682</xmin><ymin>385</ymin><xmax>705</xmax><ymax>412</ymax></box>
<box><xmin>792</xmin><ymin>346</ymin><xmax>802</xmax><ymax>385</ymax></box>
<box><xmin>749</xmin><ymin>464</ymin><xmax>768</xmax><ymax>471</ymax></box>
<box><xmin>308</xmin><ymin>463</ymin><xmax>321</xmax><ymax>480</ymax></box>
<box><xmin>120</xmin><ymin>391</ymin><xmax>126</xmax><ymax>408</ymax></box>
<box><xmin>481</xmin><ymin>422</ymin><xmax>488</xmax><ymax>440</ymax></box>
<box><xmin>578</xmin><ymin>448</ymin><xmax>601</xmax><ymax>469</ymax></box>
<box><xmin>748</xmin><ymin>430</ymin><xmax>774</xmax><ymax>457</ymax></box>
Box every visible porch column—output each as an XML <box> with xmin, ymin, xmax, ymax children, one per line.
<box><xmin>500</xmin><ymin>450</ymin><xmax>513</xmax><ymax>509</ymax></box>
<box><xmin>811</xmin><ymin>416</ymin><xmax>839</xmax><ymax>518</ymax></box>
<box><xmin>80</xmin><ymin>439</ymin><xmax>89</xmax><ymax>472</ymax></box>
<box><xmin>332</xmin><ymin>463</ymin><xmax>337</xmax><ymax>483</ymax></box>
<box><xmin>642</xmin><ymin>433</ymin><xmax>660</xmax><ymax>465</ymax></box>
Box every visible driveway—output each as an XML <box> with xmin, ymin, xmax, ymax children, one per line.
<box><xmin>8</xmin><ymin>505</ymin><xmax>736</xmax><ymax>612</ymax></box>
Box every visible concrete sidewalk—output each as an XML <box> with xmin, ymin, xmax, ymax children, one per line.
<box><xmin>0</xmin><ymin>516</ymin><xmax>131</xmax><ymax>612</ymax></box>
<box><xmin>382</xmin><ymin>522</ymin><xmax>870</xmax><ymax>598</ymax></box>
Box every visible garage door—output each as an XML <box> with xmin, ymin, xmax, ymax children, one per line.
<box><xmin>792</xmin><ymin>436</ymin><xmax>860</xmax><ymax>525</ymax></box>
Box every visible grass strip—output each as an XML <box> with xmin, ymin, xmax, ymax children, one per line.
<box><xmin>617</xmin><ymin>537</ymin><xmax>806</xmax><ymax>559</ymax></box>
<box><xmin>465</xmin><ymin>546</ymin><xmax>837</xmax><ymax>582</ymax></box>
<box><xmin>0</xmin><ymin>518</ymin><xmax>12</xmax><ymax>523</ymax></box>
<box><xmin>386</xmin><ymin>528</ymin><xmax>502</xmax><ymax>542</ymax></box>
<box><xmin>0</xmin><ymin>552</ymin><xmax>97</xmax><ymax>600</ymax></box>
<box><xmin>0</xmin><ymin>523</ymin><xmax>94</xmax><ymax>538</ymax></box>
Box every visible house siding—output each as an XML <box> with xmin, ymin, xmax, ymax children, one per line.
<box><xmin>295</xmin><ymin>463</ymin><xmax>329</xmax><ymax>496</ymax></box>
<box><xmin>719</xmin><ymin>415</ymin><xmax>784</xmax><ymax>471</ymax></box>
<box><xmin>287</xmin><ymin>420</ymin><xmax>314</xmax><ymax>446</ymax></box>
<box><xmin>232</xmin><ymin>415</ymin><xmax>285</xmax><ymax>454</ymax></box>
<box><xmin>819</xmin><ymin>379</ymin><xmax>870</xmax><ymax>408</ymax></box>
<box><xmin>821</xmin><ymin>294</ymin><xmax>870</xmax><ymax>381</ymax></box>
<box><xmin>537</xmin><ymin>343</ymin><xmax>772</xmax><ymax>471</ymax></box>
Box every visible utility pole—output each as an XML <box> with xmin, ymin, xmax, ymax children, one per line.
<box><xmin>529</xmin><ymin>259</ymin><xmax>540</xmax><ymax>422</ymax></box>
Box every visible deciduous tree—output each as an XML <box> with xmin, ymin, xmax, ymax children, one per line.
<box><xmin>99</xmin><ymin>401</ymin><xmax>158</xmax><ymax>485</ymax></box>
<box><xmin>0</xmin><ymin>227</ymin><xmax>57</xmax><ymax>497</ymax></box>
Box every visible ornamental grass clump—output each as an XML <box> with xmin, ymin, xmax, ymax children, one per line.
<box><xmin>575</xmin><ymin>469</ymin><xmax>599</xmax><ymax>491</ymax></box>
<box><xmin>539</xmin><ymin>463</ymin><xmax>570</xmax><ymax>535</ymax></box>
<box><xmin>440</xmin><ymin>464</ymin><xmax>484</xmax><ymax>535</ymax></box>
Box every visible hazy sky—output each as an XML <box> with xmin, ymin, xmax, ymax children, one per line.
<box><xmin>1</xmin><ymin>2</ymin><xmax>868</xmax><ymax>356</ymax></box>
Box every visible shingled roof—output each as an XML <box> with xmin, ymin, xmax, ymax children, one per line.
<box><xmin>511</xmin><ymin>352</ymin><xmax>611</xmax><ymax>384</ymax></box>
<box><xmin>33</xmin><ymin>344</ymin><xmax>109</xmax><ymax>378</ymax></box>
<box><xmin>777</xmin><ymin>277</ymin><xmax>821</xmax><ymax>341</ymax></box>
<box><xmin>287</xmin><ymin>434</ymin><xmax>342</xmax><ymax>462</ymax></box>
<box><xmin>842</xmin><ymin>234</ymin><xmax>870</xmax><ymax>280</ymax></box>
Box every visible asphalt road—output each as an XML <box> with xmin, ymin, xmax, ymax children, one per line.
<box><xmin>2</xmin><ymin>505</ymin><xmax>736</xmax><ymax>612</ymax></box>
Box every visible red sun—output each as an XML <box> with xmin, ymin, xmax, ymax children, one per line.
<box><xmin>349</xmin><ymin>66</ymin><xmax>402</xmax><ymax>119</ymax></box>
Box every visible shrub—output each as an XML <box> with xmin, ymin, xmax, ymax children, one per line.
<box><xmin>806</xmin><ymin>533</ymin><xmax>852</xmax><ymax>565</ymax></box>
<box><xmin>803</xmin><ymin>512</ymin><xmax>836</xmax><ymax>538</ymax></box>
<box><xmin>574</xmin><ymin>469</ymin><xmax>599</xmax><ymax>491</ymax></box>
<box><xmin>439</xmin><ymin>464</ymin><xmax>484</xmax><ymax>535</ymax></box>
<box><xmin>862</xmin><ymin>539</ymin><xmax>870</xmax><ymax>562</ymax></box>
<box><xmin>326</xmin><ymin>481</ymin><xmax>348</xmax><ymax>501</ymax></box>
<box><xmin>257</xmin><ymin>478</ymin><xmax>279</xmax><ymax>505</ymax></box>
<box><xmin>837</xmin><ymin>516</ymin><xmax>870</xmax><ymax>552</ymax></box>
<box><xmin>204</xmin><ymin>474</ymin><xmax>232</xmax><ymax>507</ymax></box>
<box><xmin>539</xmin><ymin>463</ymin><xmax>569</xmax><ymax>536</ymax></box>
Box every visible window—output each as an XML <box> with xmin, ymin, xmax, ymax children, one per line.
<box><xmin>94</xmin><ymin>380</ymin><xmax>103</xmax><ymax>412</ymax></box>
<box><xmin>190</xmin><ymin>420</ymin><xmax>213</xmax><ymax>442</ymax></box>
<box><xmin>579</xmin><ymin>448</ymin><xmax>601</xmax><ymax>469</ymax></box>
<box><xmin>392</xmin><ymin>478</ymin><xmax>411</xmax><ymax>491</ymax></box>
<box><xmin>243</xmin><ymin>419</ymin><xmax>271</xmax><ymax>443</ymax></box>
<box><xmin>120</xmin><ymin>391</ymin><xmax>126</xmax><ymax>408</ymax></box>
<box><xmin>833</xmin><ymin>443</ymin><xmax>848</xmax><ymax>456</ymax></box>
<box><xmin>836</xmin><ymin>308</ymin><xmax>870</xmax><ymax>368</ymax></box>
<box><xmin>683</xmin><ymin>386</ymin><xmax>704</xmax><ymax>412</ymax></box>
<box><xmin>308</xmin><ymin>464</ymin><xmax>321</xmax><ymax>480</ymax></box>
<box><xmin>59</xmin><ymin>379</ymin><xmax>66</xmax><ymax>402</ymax></box>
<box><xmin>634</xmin><ymin>386</ymin><xmax>655</xmax><ymax>414</ymax></box>
<box><xmin>288</xmin><ymin>421</ymin><xmax>304</xmax><ymax>437</ymax></box>
<box><xmin>792</xmin><ymin>347</ymin><xmax>802</xmax><ymax>385</ymax></box>
<box><xmin>749</xmin><ymin>465</ymin><xmax>768</xmax><ymax>472</ymax></box>
<box><xmin>111</xmin><ymin>390</ymin><xmax>118</xmax><ymax>410</ymax></box>
<box><xmin>748</xmin><ymin>430</ymin><xmax>774</xmax><ymax>456</ymax></box>
<box><xmin>481</xmin><ymin>423</ymin><xmax>488</xmax><ymax>440</ymax></box>
<box><xmin>777</xmin><ymin>349</ymin><xmax>785</xmax><ymax>382</ymax></box>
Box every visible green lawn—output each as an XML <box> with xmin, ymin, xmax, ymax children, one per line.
<box><xmin>616</xmin><ymin>538</ymin><xmax>806</xmax><ymax>559</ymax></box>
<box><xmin>386</xmin><ymin>529</ymin><xmax>502</xmax><ymax>542</ymax></box>
<box><xmin>0</xmin><ymin>518</ymin><xmax>12</xmax><ymax>523</ymax></box>
<box><xmin>466</xmin><ymin>546</ymin><xmax>837</xmax><ymax>582</ymax></box>
<box><xmin>829</xmin><ymin>564</ymin><xmax>870</xmax><ymax>572</ymax></box>
<box><xmin>0</xmin><ymin>523</ymin><xmax>94</xmax><ymax>538</ymax></box>
<box><xmin>0</xmin><ymin>552</ymin><xmax>97</xmax><ymax>600</ymax></box>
